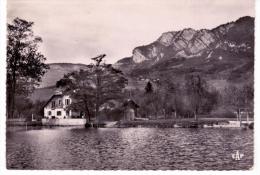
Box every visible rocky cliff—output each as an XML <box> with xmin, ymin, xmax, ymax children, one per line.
<box><xmin>114</xmin><ymin>16</ymin><xmax>254</xmax><ymax>91</ymax></box>
<box><xmin>115</xmin><ymin>16</ymin><xmax>254</xmax><ymax>67</ymax></box>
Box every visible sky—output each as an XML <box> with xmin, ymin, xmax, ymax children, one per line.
<box><xmin>7</xmin><ymin>0</ymin><xmax>255</xmax><ymax>64</ymax></box>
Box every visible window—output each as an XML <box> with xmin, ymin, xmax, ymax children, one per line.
<box><xmin>51</xmin><ymin>101</ymin><xmax>55</xmax><ymax>108</ymax></box>
<box><xmin>48</xmin><ymin>111</ymin><xmax>52</xmax><ymax>116</ymax></box>
<box><xmin>57</xmin><ymin>111</ymin><xmax>62</xmax><ymax>116</ymax></box>
<box><xmin>65</xmin><ymin>99</ymin><xmax>70</xmax><ymax>105</ymax></box>
<box><xmin>58</xmin><ymin>100</ymin><xmax>62</xmax><ymax>106</ymax></box>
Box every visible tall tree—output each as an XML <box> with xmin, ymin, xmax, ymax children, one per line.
<box><xmin>7</xmin><ymin>18</ymin><xmax>49</xmax><ymax>118</ymax></box>
<box><xmin>57</xmin><ymin>69</ymin><xmax>96</xmax><ymax>122</ymax></box>
<box><xmin>145</xmin><ymin>81</ymin><xmax>153</xmax><ymax>94</ymax></box>
<box><xmin>185</xmin><ymin>74</ymin><xmax>211</xmax><ymax>119</ymax></box>
<box><xmin>57</xmin><ymin>54</ymin><xmax>128</xmax><ymax>122</ymax></box>
<box><xmin>223</xmin><ymin>83</ymin><xmax>254</xmax><ymax>111</ymax></box>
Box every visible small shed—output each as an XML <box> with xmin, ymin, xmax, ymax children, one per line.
<box><xmin>122</xmin><ymin>99</ymin><xmax>139</xmax><ymax>121</ymax></box>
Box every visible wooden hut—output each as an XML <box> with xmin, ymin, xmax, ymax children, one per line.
<box><xmin>122</xmin><ymin>99</ymin><xmax>139</xmax><ymax>121</ymax></box>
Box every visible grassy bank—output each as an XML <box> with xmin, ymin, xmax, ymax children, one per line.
<box><xmin>116</xmin><ymin>118</ymin><xmax>252</xmax><ymax>128</ymax></box>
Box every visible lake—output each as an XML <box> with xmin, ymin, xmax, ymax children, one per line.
<box><xmin>6</xmin><ymin>127</ymin><xmax>253</xmax><ymax>170</ymax></box>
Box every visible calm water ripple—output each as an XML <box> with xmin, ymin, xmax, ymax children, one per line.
<box><xmin>6</xmin><ymin>127</ymin><xmax>253</xmax><ymax>170</ymax></box>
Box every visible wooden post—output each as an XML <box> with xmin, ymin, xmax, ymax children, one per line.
<box><xmin>246</xmin><ymin>109</ymin><xmax>249</xmax><ymax>123</ymax></box>
<box><xmin>239</xmin><ymin>109</ymin><xmax>242</xmax><ymax>127</ymax></box>
<box><xmin>124</xmin><ymin>108</ymin><xmax>126</xmax><ymax>121</ymax></box>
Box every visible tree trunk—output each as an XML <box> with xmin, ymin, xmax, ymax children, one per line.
<box><xmin>246</xmin><ymin>110</ymin><xmax>249</xmax><ymax>123</ymax></box>
<box><xmin>86</xmin><ymin>106</ymin><xmax>91</xmax><ymax>122</ymax></box>
<box><xmin>7</xmin><ymin>84</ymin><xmax>12</xmax><ymax>118</ymax></box>
<box><xmin>10</xmin><ymin>70</ymin><xmax>17</xmax><ymax>118</ymax></box>
<box><xmin>95</xmin><ymin>71</ymin><xmax>101</xmax><ymax>122</ymax></box>
<box><xmin>9</xmin><ymin>48</ymin><xmax>18</xmax><ymax>119</ymax></box>
<box><xmin>83</xmin><ymin>99</ymin><xmax>92</xmax><ymax>122</ymax></box>
<box><xmin>238</xmin><ymin>109</ymin><xmax>242</xmax><ymax>127</ymax></box>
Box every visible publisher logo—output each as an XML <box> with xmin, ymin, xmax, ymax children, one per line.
<box><xmin>232</xmin><ymin>150</ymin><xmax>244</xmax><ymax>160</ymax></box>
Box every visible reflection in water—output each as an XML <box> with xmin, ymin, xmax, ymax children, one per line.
<box><xmin>6</xmin><ymin>127</ymin><xmax>253</xmax><ymax>170</ymax></box>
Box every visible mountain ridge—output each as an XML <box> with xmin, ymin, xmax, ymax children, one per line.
<box><xmin>114</xmin><ymin>16</ymin><xmax>254</xmax><ymax>69</ymax></box>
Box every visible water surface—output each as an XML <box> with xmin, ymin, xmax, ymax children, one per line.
<box><xmin>6</xmin><ymin>127</ymin><xmax>253</xmax><ymax>170</ymax></box>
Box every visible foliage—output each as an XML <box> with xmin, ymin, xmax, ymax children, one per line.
<box><xmin>7</xmin><ymin>18</ymin><xmax>49</xmax><ymax>118</ymax></box>
<box><xmin>210</xmin><ymin>108</ymin><xmax>236</xmax><ymax>118</ymax></box>
<box><xmin>57</xmin><ymin>55</ymin><xmax>128</xmax><ymax>122</ymax></box>
<box><xmin>56</xmin><ymin>76</ymin><xmax>73</xmax><ymax>88</ymax></box>
<box><xmin>132</xmin><ymin>79</ymin><xmax>177</xmax><ymax>119</ymax></box>
<box><xmin>100</xmin><ymin>108</ymin><xmax>125</xmax><ymax>121</ymax></box>
<box><xmin>12</xmin><ymin>96</ymin><xmax>46</xmax><ymax>120</ymax></box>
<box><xmin>222</xmin><ymin>83</ymin><xmax>254</xmax><ymax>111</ymax></box>
<box><xmin>14</xmin><ymin>96</ymin><xmax>33</xmax><ymax>119</ymax></box>
<box><xmin>184</xmin><ymin>74</ymin><xmax>218</xmax><ymax>118</ymax></box>
<box><xmin>130</xmin><ymin>74</ymin><xmax>220</xmax><ymax>119</ymax></box>
<box><xmin>31</xmin><ymin>100</ymin><xmax>47</xmax><ymax>118</ymax></box>
<box><xmin>142</xmin><ymin>91</ymin><xmax>163</xmax><ymax>119</ymax></box>
<box><xmin>145</xmin><ymin>81</ymin><xmax>153</xmax><ymax>93</ymax></box>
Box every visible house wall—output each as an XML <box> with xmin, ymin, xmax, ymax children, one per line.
<box><xmin>44</xmin><ymin>95</ymin><xmax>72</xmax><ymax>119</ymax></box>
<box><xmin>124</xmin><ymin>108</ymin><xmax>135</xmax><ymax>121</ymax></box>
<box><xmin>44</xmin><ymin>108</ymin><xmax>68</xmax><ymax>119</ymax></box>
<box><xmin>42</xmin><ymin>118</ymin><xmax>86</xmax><ymax>126</ymax></box>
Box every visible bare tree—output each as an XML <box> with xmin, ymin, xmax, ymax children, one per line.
<box><xmin>185</xmin><ymin>74</ymin><xmax>209</xmax><ymax>119</ymax></box>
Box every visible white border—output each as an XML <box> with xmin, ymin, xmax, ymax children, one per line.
<box><xmin>253</xmin><ymin>0</ymin><xmax>260</xmax><ymax>175</ymax></box>
<box><xmin>0</xmin><ymin>0</ymin><xmax>259</xmax><ymax>175</ymax></box>
<box><xmin>0</xmin><ymin>0</ymin><xmax>7</xmax><ymax>173</ymax></box>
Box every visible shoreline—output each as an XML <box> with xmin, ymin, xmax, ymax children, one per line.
<box><xmin>6</xmin><ymin>118</ymin><xmax>254</xmax><ymax>129</ymax></box>
<box><xmin>115</xmin><ymin>119</ymin><xmax>253</xmax><ymax>129</ymax></box>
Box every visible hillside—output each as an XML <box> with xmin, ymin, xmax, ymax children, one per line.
<box><xmin>39</xmin><ymin>63</ymin><xmax>89</xmax><ymax>88</ymax></box>
<box><xmin>29</xmin><ymin>63</ymin><xmax>89</xmax><ymax>102</ymax></box>
<box><xmin>30</xmin><ymin>16</ymin><xmax>254</xmax><ymax>103</ymax></box>
<box><xmin>114</xmin><ymin>16</ymin><xmax>254</xmax><ymax>90</ymax></box>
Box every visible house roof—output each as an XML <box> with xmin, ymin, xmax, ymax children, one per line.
<box><xmin>43</xmin><ymin>94</ymin><xmax>63</xmax><ymax>108</ymax></box>
<box><xmin>122</xmin><ymin>99</ymin><xmax>139</xmax><ymax>108</ymax></box>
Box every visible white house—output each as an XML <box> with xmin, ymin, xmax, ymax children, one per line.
<box><xmin>43</xmin><ymin>92</ymin><xmax>82</xmax><ymax>119</ymax></box>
